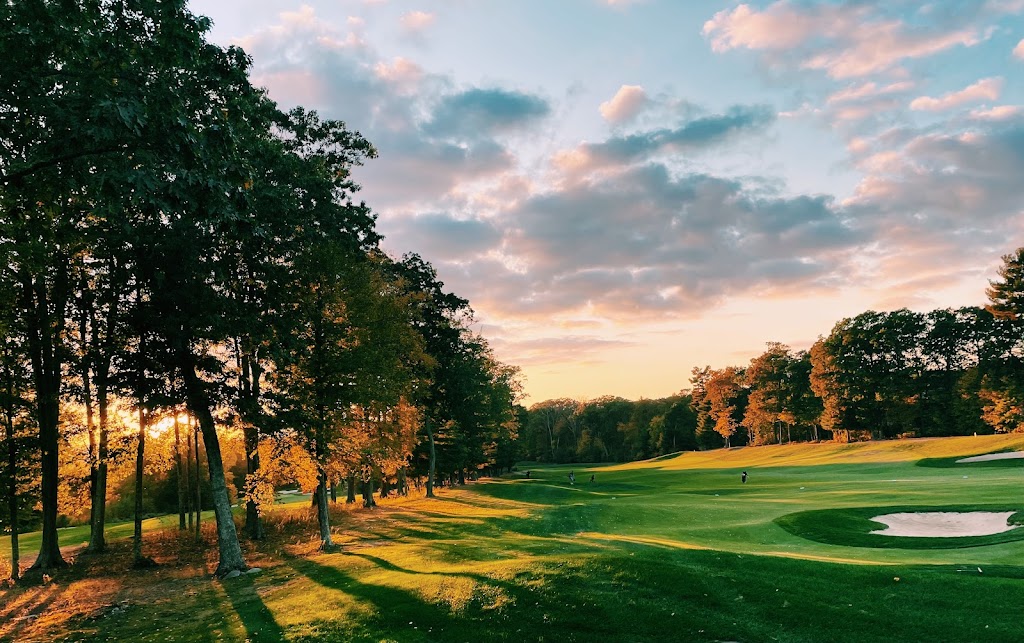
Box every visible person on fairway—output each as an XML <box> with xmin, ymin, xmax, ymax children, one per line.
<box><xmin>741</xmin><ymin>471</ymin><xmax>748</xmax><ymax>483</ymax></box>
<box><xmin>569</xmin><ymin>471</ymin><xmax>575</xmax><ymax>485</ymax></box>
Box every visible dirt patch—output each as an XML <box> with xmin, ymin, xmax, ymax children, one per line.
<box><xmin>870</xmin><ymin>511</ymin><xmax>1020</xmax><ymax>537</ymax></box>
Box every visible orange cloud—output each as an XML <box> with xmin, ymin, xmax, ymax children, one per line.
<box><xmin>599</xmin><ymin>85</ymin><xmax>648</xmax><ymax>123</ymax></box>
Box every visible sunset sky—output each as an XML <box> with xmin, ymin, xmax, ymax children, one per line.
<box><xmin>189</xmin><ymin>0</ymin><xmax>1024</xmax><ymax>404</ymax></box>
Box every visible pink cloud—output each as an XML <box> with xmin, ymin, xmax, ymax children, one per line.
<box><xmin>373</xmin><ymin>57</ymin><xmax>424</xmax><ymax>92</ymax></box>
<box><xmin>802</xmin><ymin>23</ymin><xmax>982</xmax><ymax>79</ymax></box>
<box><xmin>1015</xmin><ymin>38</ymin><xmax>1024</xmax><ymax>59</ymax></box>
<box><xmin>826</xmin><ymin>81</ymin><xmax>914</xmax><ymax>105</ymax></box>
<box><xmin>599</xmin><ymin>85</ymin><xmax>648</xmax><ymax>123</ymax></box>
<box><xmin>969</xmin><ymin>105</ymin><xmax>1022</xmax><ymax>120</ymax></box>
<box><xmin>704</xmin><ymin>2</ymin><xmax>984</xmax><ymax>79</ymax></box>
<box><xmin>910</xmin><ymin>77</ymin><xmax>1003</xmax><ymax>111</ymax></box>
<box><xmin>400</xmin><ymin>10</ymin><xmax>435</xmax><ymax>33</ymax></box>
<box><xmin>703</xmin><ymin>2</ymin><xmax>855</xmax><ymax>52</ymax></box>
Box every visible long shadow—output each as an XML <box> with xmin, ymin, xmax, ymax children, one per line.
<box><xmin>222</xmin><ymin>575</ymin><xmax>287</xmax><ymax>643</ymax></box>
<box><xmin>287</xmin><ymin>556</ymin><xmax>465</xmax><ymax>630</ymax></box>
<box><xmin>340</xmin><ymin>550</ymin><xmax>524</xmax><ymax>594</ymax></box>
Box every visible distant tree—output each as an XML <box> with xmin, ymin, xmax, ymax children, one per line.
<box><xmin>705</xmin><ymin>367</ymin><xmax>745</xmax><ymax>448</ymax></box>
<box><xmin>743</xmin><ymin>343</ymin><xmax>793</xmax><ymax>445</ymax></box>
<box><xmin>986</xmin><ymin>248</ymin><xmax>1024</xmax><ymax>320</ymax></box>
<box><xmin>690</xmin><ymin>367</ymin><xmax>723</xmax><ymax>449</ymax></box>
<box><xmin>650</xmin><ymin>395</ymin><xmax>698</xmax><ymax>454</ymax></box>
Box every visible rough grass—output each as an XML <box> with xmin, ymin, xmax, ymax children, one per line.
<box><xmin>3</xmin><ymin>435</ymin><xmax>1024</xmax><ymax>642</ymax></box>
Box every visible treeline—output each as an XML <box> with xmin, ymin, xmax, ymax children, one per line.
<box><xmin>0</xmin><ymin>1</ymin><xmax>520</xmax><ymax>581</ymax></box>
<box><xmin>521</xmin><ymin>250</ymin><xmax>1024</xmax><ymax>463</ymax></box>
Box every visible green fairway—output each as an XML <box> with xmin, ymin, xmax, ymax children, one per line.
<box><xmin>3</xmin><ymin>434</ymin><xmax>1024</xmax><ymax>642</ymax></box>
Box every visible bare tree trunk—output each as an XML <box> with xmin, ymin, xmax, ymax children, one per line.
<box><xmin>362</xmin><ymin>476</ymin><xmax>376</xmax><ymax>508</ymax></box>
<box><xmin>87</xmin><ymin>389</ymin><xmax>110</xmax><ymax>553</ymax></box>
<box><xmin>242</xmin><ymin>424</ymin><xmax>263</xmax><ymax>540</ymax></box>
<box><xmin>345</xmin><ymin>474</ymin><xmax>356</xmax><ymax>504</ymax></box>
<box><xmin>426</xmin><ymin>422</ymin><xmax>437</xmax><ymax>498</ymax></box>
<box><xmin>175</xmin><ymin>414</ymin><xmax>186</xmax><ymax>530</ymax></box>
<box><xmin>22</xmin><ymin>268</ymin><xmax>69</xmax><ymax>574</ymax></box>
<box><xmin>193</xmin><ymin>422</ymin><xmax>201</xmax><ymax>538</ymax></box>
<box><xmin>329</xmin><ymin>480</ymin><xmax>337</xmax><ymax>503</ymax></box>
<box><xmin>182</xmin><ymin>363</ymin><xmax>246</xmax><ymax>575</ymax></box>
<box><xmin>315</xmin><ymin>470</ymin><xmax>333</xmax><ymax>549</ymax></box>
<box><xmin>3</xmin><ymin>356</ymin><xmax>20</xmax><ymax>581</ymax></box>
<box><xmin>185</xmin><ymin>417</ymin><xmax>194</xmax><ymax>530</ymax></box>
<box><xmin>133</xmin><ymin>406</ymin><xmax>148</xmax><ymax>565</ymax></box>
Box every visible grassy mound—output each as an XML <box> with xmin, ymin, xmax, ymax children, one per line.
<box><xmin>776</xmin><ymin>505</ymin><xmax>1024</xmax><ymax>549</ymax></box>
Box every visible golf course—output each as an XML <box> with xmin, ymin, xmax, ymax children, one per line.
<box><xmin>3</xmin><ymin>433</ymin><xmax>1024</xmax><ymax>642</ymax></box>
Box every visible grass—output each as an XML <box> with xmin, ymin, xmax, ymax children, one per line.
<box><xmin>2</xmin><ymin>433</ymin><xmax>1023</xmax><ymax>642</ymax></box>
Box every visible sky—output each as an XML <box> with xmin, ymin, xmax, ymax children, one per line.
<box><xmin>188</xmin><ymin>0</ymin><xmax>1024</xmax><ymax>404</ymax></box>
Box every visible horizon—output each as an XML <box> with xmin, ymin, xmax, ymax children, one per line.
<box><xmin>190</xmin><ymin>0</ymin><xmax>1024</xmax><ymax>404</ymax></box>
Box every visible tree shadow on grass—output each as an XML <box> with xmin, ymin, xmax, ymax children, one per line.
<box><xmin>221</xmin><ymin>575</ymin><xmax>286</xmax><ymax>643</ymax></box>
<box><xmin>285</xmin><ymin>555</ymin><xmax>465</xmax><ymax>640</ymax></box>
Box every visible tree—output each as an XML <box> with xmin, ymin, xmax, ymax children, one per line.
<box><xmin>704</xmin><ymin>367</ymin><xmax>745</xmax><ymax>448</ymax></box>
<box><xmin>743</xmin><ymin>343</ymin><xmax>793</xmax><ymax>445</ymax></box>
<box><xmin>987</xmin><ymin>248</ymin><xmax>1024</xmax><ymax>320</ymax></box>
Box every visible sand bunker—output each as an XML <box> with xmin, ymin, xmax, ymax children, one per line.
<box><xmin>956</xmin><ymin>451</ymin><xmax>1024</xmax><ymax>463</ymax></box>
<box><xmin>870</xmin><ymin>511</ymin><xmax>1019</xmax><ymax>537</ymax></box>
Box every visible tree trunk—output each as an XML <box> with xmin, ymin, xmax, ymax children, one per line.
<box><xmin>22</xmin><ymin>268</ymin><xmax>70</xmax><ymax>574</ymax></box>
<box><xmin>3</xmin><ymin>358</ymin><xmax>19</xmax><ymax>581</ymax></box>
<box><xmin>239</xmin><ymin>350</ymin><xmax>264</xmax><ymax>541</ymax></box>
<box><xmin>242</xmin><ymin>425</ymin><xmax>263</xmax><ymax>540</ymax></box>
<box><xmin>362</xmin><ymin>477</ymin><xmax>375</xmax><ymax>508</ymax></box>
<box><xmin>345</xmin><ymin>474</ymin><xmax>356</xmax><ymax>504</ymax></box>
<box><xmin>426</xmin><ymin>423</ymin><xmax>437</xmax><ymax>498</ymax></box>
<box><xmin>329</xmin><ymin>480</ymin><xmax>337</xmax><ymax>503</ymax></box>
<box><xmin>182</xmin><ymin>363</ymin><xmax>246</xmax><ymax>575</ymax></box>
<box><xmin>175</xmin><ymin>414</ymin><xmax>186</xmax><ymax>530</ymax></box>
<box><xmin>185</xmin><ymin>417</ymin><xmax>194</xmax><ymax>530</ymax></box>
<box><xmin>81</xmin><ymin>303</ymin><xmax>97</xmax><ymax>551</ymax></box>
<box><xmin>193</xmin><ymin>422</ymin><xmax>201</xmax><ymax>538</ymax></box>
<box><xmin>30</xmin><ymin>376</ymin><xmax>64</xmax><ymax>572</ymax></box>
<box><xmin>87</xmin><ymin>389</ymin><xmax>110</xmax><ymax>552</ymax></box>
<box><xmin>315</xmin><ymin>470</ymin><xmax>333</xmax><ymax>549</ymax></box>
<box><xmin>133</xmin><ymin>406</ymin><xmax>146</xmax><ymax>563</ymax></box>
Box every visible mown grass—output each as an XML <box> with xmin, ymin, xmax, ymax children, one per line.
<box><xmin>2</xmin><ymin>434</ymin><xmax>1024</xmax><ymax>642</ymax></box>
<box><xmin>776</xmin><ymin>504</ymin><xmax>1024</xmax><ymax>549</ymax></box>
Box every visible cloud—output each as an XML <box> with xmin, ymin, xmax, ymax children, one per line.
<box><xmin>827</xmin><ymin>81</ymin><xmax>915</xmax><ymax>105</ymax></box>
<box><xmin>1015</xmin><ymin>38</ymin><xmax>1024</xmax><ymax>59</ymax></box>
<box><xmin>491</xmin><ymin>336</ymin><xmax>638</xmax><ymax>368</ymax></box>
<box><xmin>599</xmin><ymin>85</ymin><xmax>649</xmax><ymax>123</ymax></box>
<box><xmin>970</xmin><ymin>105</ymin><xmax>1022</xmax><ymax>120</ymax></box>
<box><xmin>424</xmin><ymin>88</ymin><xmax>551</xmax><ymax>139</ymax></box>
<box><xmin>400</xmin><ymin>10</ymin><xmax>435</xmax><ymax>34</ymax></box>
<box><xmin>704</xmin><ymin>2</ymin><xmax>856</xmax><ymax>52</ymax></box>
<box><xmin>845</xmin><ymin>119</ymin><xmax>1024</xmax><ymax>249</ymax></box>
<box><xmin>449</xmin><ymin>163</ymin><xmax>864</xmax><ymax>323</ymax></box>
<box><xmin>555</xmin><ymin>104</ymin><xmax>775</xmax><ymax>171</ymax></box>
<box><xmin>703</xmin><ymin>1</ymin><xmax>986</xmax><ymax>79</ymax></box>
<box><xmin>382</xmin><ymin>212</ymin><xmax>503</xmax><ymax>260</ymax></box>
<box><xmin>910</xmin><ymin>77</ymin><xmax>1003</xmax><ymax>111</ymax></box>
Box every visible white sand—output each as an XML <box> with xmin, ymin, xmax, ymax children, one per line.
<box><xmin>956</xmin><ymin>451</ymin><xmax>1024</xmax><ymax>463</ymax></box>
<box><xmin>870</xmin><ymin>511</ymin><xmax>1019</xmax><ymax>537</ymax></box>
